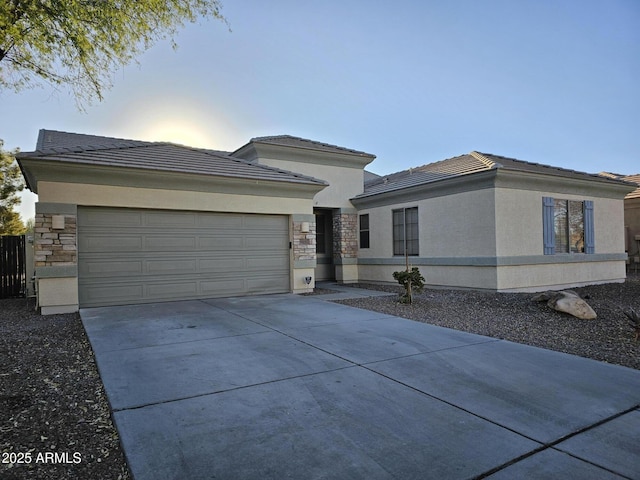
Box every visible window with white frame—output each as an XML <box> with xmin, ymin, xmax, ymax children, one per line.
<box><xmin>543</xmin><ymin>197</ymin><xmax>594</xmax><ymax>254</ymax></box>
<box><xmin>393</xmin><ymin>207</ymin><xmax>419</xmax><ymax>256</ymax></box>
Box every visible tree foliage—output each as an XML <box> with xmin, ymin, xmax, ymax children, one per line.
<box><xmin>0</xmin><ymin>0</ymin><xmax>226</xmax><ymax>105</ymax></box>
<box><xmin>0</xmin><ymin>140</ymin><xmax>26</xmax><ymax>234</ymax></box>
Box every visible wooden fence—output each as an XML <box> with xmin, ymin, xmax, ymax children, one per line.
<box><xmin>1</xmin><ymin>235</ymin><xmax>26</xmax><ymax>298</ymax></box>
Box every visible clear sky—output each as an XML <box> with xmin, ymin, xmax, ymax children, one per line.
<box><xmin>1</xmin><ymin>0</ymin><xmax>639</xmax><ymax>221</ymax></box>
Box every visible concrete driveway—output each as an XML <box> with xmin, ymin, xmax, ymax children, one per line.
<box><xmin>81</xmin><ymin>293</ymin><xmax>640</xmax><ymax>480</ymax></box>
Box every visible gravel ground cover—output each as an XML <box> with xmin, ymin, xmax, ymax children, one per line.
<box><xmin>335</xmin><ymin>274</ymin><xmax>640</xmax><ymax>371</ymax></box>
<box><xmin>0</xmin><ymin>299</ymin><xmax>130</xmax><ymax>480</ymax></box>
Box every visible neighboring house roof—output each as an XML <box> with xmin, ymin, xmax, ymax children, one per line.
<box><xmin>236</xmin><ymin>135</ymin><xmax>376</xmax><ymax>158</ymax></box>
<box><xmin>18</xmin><ymin>130</ymin><xmax>327</xmax><ymax>191</ymax></box>
<box><xmin>600</xmin><ymin>172</ymin><xmax>640</xmax><ymax>199</ymax></box>
<box><xmin>357</xmin><ymin>151</ymin><xmax>634</xmax><ymax>199</ymax></box>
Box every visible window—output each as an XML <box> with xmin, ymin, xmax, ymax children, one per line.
<box><xmin>359</xmin><ymin>214</ymin><xmax>370</xmax><ymax>249</ymax></box>
<box><xmin>393</xmin><ymin>207</ymin><xmax>419</xmax><ymax>256</ymax></box>
<box><xmin>316</xmin><ymin>213</ymin><xmax>327</xmax><ymax>254</ymax></box>
<box><xmin>543</xmin><ymin>197</ymin><xmax>594</xmax><ymax>254</ymax></box>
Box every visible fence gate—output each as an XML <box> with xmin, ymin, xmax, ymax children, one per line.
<box><xmin>1</xmin><ymin>235</ymin><xmax>26</xmax><ymax>298</ymax></box>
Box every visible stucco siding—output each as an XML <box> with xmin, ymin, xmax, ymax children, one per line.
<box><xmin>37</xmin><ymin>182</ymin><xmax>314</xmax><ymax>215</ymax></box>
<box><xmin>421</xmin><ymin>189</ymin><xmax>496</xmax><ymax>257</ymax></box>
<box><xmin>494</xmin><ymin>188</ymin><xmax>542</xmax><ymax>257</ymax></box>
<box><xmin>494</xmin><ymin>188</ymin><xmax>625</xmax><ymax>257</ymax></box>
<box><xmin>496</xmin><ymin>261</ymin><xmax>626</xmax><ymax>292</ymax></box>
<box><xmin>258</xmin><ymin>159</ymin><xmax>363</xmax><ymax>209</ymax></box>
<box><xmin>357</xmin><ymin>189</ymin><xmax>497</xmax><ymax>259</ymax></box>
<box><xmin>37</xmin><ymin>277</ymin><xmax>78</xmax><ymax>314</ymax></box>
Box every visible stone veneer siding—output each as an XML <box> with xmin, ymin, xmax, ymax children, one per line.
<box><xmin>293</xmin><ymin>220</ymin><xmax>317</xmax><ymax>262</ymax></box>
<box><xmin>332</xmin><ymin>213</ymin><xmax>358</xmax><ymax>260</ymax></box>
<box><xmin>34</xmin><ymin>213</ymin><xmax>77</xmax><ymax>267</ymax></box>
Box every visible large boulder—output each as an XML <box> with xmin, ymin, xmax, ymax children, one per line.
<box><xmin>532</xmin><ymin>290</ymin><xmax>597</xmax><ymax>320</ymax></box>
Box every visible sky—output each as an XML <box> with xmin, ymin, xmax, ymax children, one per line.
<box><xmin>1</xmin><ymin>0</ymin><xmax>639</xmax><ymax>222</ymax></box>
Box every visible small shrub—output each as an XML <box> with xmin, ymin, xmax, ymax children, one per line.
<box><xmin>392</xmin><ymin>267</ymin><xmax>425</xmax><ymax>304</ymax></box>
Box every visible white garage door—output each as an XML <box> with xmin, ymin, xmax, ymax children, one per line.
<box><xmin>78</xmin><ymin>207</ymin><xmax>290</xmax><ymax>307</ymax></box>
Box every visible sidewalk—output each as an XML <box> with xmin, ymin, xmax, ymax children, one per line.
<box><xmin>313</xmin><ymin>281</ymin><xmax>397</xmax><ymax>300</ymax></box>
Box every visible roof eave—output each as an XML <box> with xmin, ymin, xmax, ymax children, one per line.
<box><xmin>352</xmin><ymin>170</ymin><xmax>497</xmax><ymax>208</ymax></box>
<box><xmin>234</xmin><ymin>141</ymin><xmax>375</xmax><ymax>170</ymax></box>
<box><xmin>495</xmin><ymin>167</ymin><xmax>638</xmax><ymax>198</ymax></box>
<box><xmin>17</xmin><ymin>158</ymin><xmax>328</xmax><ymax>199</ymax></box>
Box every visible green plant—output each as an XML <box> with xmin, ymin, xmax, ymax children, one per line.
<box><xmin>392</xmin><ymin>267</ymin><xmax>425</xmax><ymax>304</ymax></box>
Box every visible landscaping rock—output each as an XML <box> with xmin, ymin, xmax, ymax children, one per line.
<box><xmin>532</xmin><ymin>290</ymin><xmax>597</xmax><ymax>320</ymax></box>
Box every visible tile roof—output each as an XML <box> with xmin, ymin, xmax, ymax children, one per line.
<box><xmin>36</xmin><ymin>129</ymin><xmax>151</xmax><ymax>151</ymax></box>
<box><xmin>19</xmin><ymin>130</ymin><xmax>327</xmax><ymax>186</ymax></box>
<box><xmin>247</xmin><ymin>135</ymin><xmax>375</xmax><ymax>158</ymax></box>
<box><xmin>357</xmin><ymin>151</ymin><xmax>633</xmax><ymax>199</ymax></box>
<box><xmin>600</xmin><ymin>172</ymin><xmax>640</xmax><ymax>199</ymax></box>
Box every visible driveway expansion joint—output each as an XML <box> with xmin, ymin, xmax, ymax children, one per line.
<box><xmin>111</xmin><ymin>365</ymin><xmax>359</xmax><ymax>413</ymax></box>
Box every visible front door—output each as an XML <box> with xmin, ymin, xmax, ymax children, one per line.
<box><xmin>314</xmin><ymin>210</ymin><xmax>334</xmax><ymax>281</ymax></box>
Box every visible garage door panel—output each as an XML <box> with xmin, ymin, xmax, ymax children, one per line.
<box><xmin>146</xmin><ymin>211</ymin><xmax>197</xmax><ymax>228</ymax></box>
<box><xmin>145</xmin><ymin>236</ymin><xmax>197</xmax><ymax>250</ymax></box>
<box><xmin>246</xmin><ymin>235</ymin><xmax>288</xmax><ymax>249</ymax></box>
<box><xmin>198</xmin><ymin>214</ymin><xmax>244</xmax><ymax>229</ymax></box>
<box><xmin>246</xmin><ymin>255</ymin><xmax>290</xmax><ymax>270</ymax></box>
<box><xmin>78</xmin><ymin>207</ymin><xmax>290</xmax><ymax>307</ymax></box>
<box><xmin>198</xmin><ymin>257</ymin><xmax>245</xmax><ymax>273</ymax></box>
<box><xmin>80</xmin><ymin>259</ymin><xmax>143</xmax><ymax>276</ymax></box>
<box><xmin>200</xmin><ymin>278</ymin><xmax>247</xmax><ymax>296</ymax></box>
<box><xmin>198</xmin><ymin>236</ymin><xmax>247</xmax><ymax>250</ymax></box>
<box><xmin>244</xmin><ymin>215</ymin><xmax>288</xmax><ymax>230</ymax></box>
<box><xmin>146</xmin><ymin>259</ymin><xmax>198</xmax><ymax>274</ymax></box>
<box><xmin>80</xmin><ymin>235</ymin><xmax>143</xmax><ymax>252</ymax></box>
<box><xmin>146</xmin><ymin>281</ymin><xmax>199</xmax><ymax>298</ymax></box>
<box><xmin>81</xmin><ymin>209</ymin><xmax>144</xmax><ymax>227</ymax></box>
<box><xmin>246</xmin><ymin>276</ymin><xmax>289</xmax><ymax>293</ymax></box>
<box><xmin>82</xmin><ymin>284</ymin><xmax>145</xmax><ymax>304</ymax></box>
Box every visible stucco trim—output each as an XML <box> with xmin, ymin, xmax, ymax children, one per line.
<box><xmin>358</xmin><ymin>253</ymin><xmax>627</xmax><ymax>267</ymax></box>
<box><xmin>334</xmin><ymin>257</ymin><xmax>358</xmax><ymax>265</ymax></box>
<box><xmin>35</xmin><ymin>202</ymin><xmax>78</xmax><ymax>214</ymax></box>
<box><xmin>292</xmin><ymin>214</ymin><xmax>316</xmax><ymax>222</ymax></box>
<box><xmin>36</xmin><ymin>265</ymin><xmax>78</xmax><ymax>278</ymax></box>
<box><xmin>294</xmin><ymin>259</ymin><xmax>317</xmax><ymax>268</ymax></box>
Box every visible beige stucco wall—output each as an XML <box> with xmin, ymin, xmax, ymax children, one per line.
<box><xmin>496</xmin><ymin>261</ymin><xmax>626</xmax><ymax>292</ymax></box>
<box><xmin>494</xmin><ymin>188</ymin><xmax>626</xmax><ymax>257</ymax></box>
<box><xmin>257</xmin><ymin>159</ymin><xmax>363</xmax><ymax>209</ymax></box>
<box><xmin>38</xmin><ymin>182</ymin><xmax>315</xmax><ymax>215</ymax></box>
<box><xmin>37</xmin><ymin>277</ymin><xmax>78</xmax><ymax>314</ymax></box>
<box><xmin>358</xmin><ymin>189</ymin><xmax>497</xmax><ymax>259</ymax></box>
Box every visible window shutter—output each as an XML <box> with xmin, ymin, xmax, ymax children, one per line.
<box><xmin>584</xmin><ymin>200</ymin><xmax>595</xmax><ymax>254</ymax></box>
<box><xmin>542</xmin><ymin>197</ymin><xmax>555</xmax><ymax>255</ymax></box>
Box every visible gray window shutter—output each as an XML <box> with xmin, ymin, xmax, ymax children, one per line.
<box><xmin>584</xmin><ymin>200</ymin><xmax>595</xmax><ymax>254</ymax></box>
<box><xmin>543</xmin><ymin>197</ymin><xmax>555</xmax><ymax>255</ymax></box>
